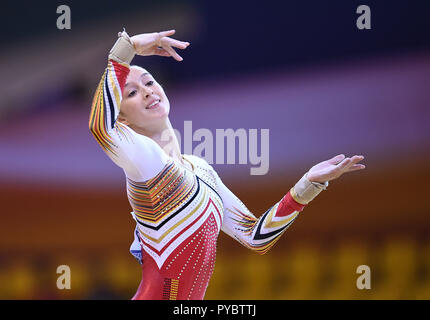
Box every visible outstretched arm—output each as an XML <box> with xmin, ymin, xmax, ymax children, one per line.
<box><xmin>88</xmin><ymin>29</ymin><xmax>189</xmax><ymax>181</ymax></box>
<box><xmin>217</xmin><ymin>154</ymin><xmax>365</xmax><ymax>254</ymax></box>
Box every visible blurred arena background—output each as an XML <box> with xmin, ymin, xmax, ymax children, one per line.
<box><xmin>0</xmin><ymin>0</ymin><xmax>430</xmax><ymax>299</ymax></box>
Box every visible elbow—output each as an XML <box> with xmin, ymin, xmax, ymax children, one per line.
<box><xmin>236</xmin><ymin>235</ymin><xmax>275</xmax><ymax>255</ymax></box>
<box><xmin>246</xmin><ymin>243</ymin><xmax>271</xmax><ymax>255</ymax></box>
<box><xmin>88</xmin><ymin>120</ymin><xmax>100</xmax><ymax>136</ymax></box>
<box><xmin>247</xmin><ymin>240</ymin><xmax>276</xmax><ymax>255</ymax></box>
<box><xmin>89</xmin><ymin>127</ymin><xmax>99</xmax><ymax>139</ymax></box>
<box><xmin>89</xmin><ymin>125</ymin><xmax>97</xmax><ymax>135</ymax></box>
<box><xmin>253</xmin><ymin>248</ymin><xmax>270</xmax><ymax>255</ymax></box>
<box><xmin>89</xmin><ymin>124</ymin><xmax>103</xmax><ymax>144</ymax></box>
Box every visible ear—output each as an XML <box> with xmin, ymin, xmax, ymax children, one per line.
<box><xmin>117</xmin><ymin>112</ymin><xmax>130</xmax><ymax>126</ymax></box>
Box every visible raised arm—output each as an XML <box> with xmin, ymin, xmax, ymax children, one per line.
<box><xmin>88</xmin><ymin>29</ymin><xmax>189</xmax><ymax>181</ymax></box>
<box><xmin>88</xmin><ymin>58</ymin><xmax>131</xmax><ymax>157</ymax></box>
<box><xmin>215</xmin><ymin>154</ymin><xmax>365</xmax><ymax>254</ymax></box>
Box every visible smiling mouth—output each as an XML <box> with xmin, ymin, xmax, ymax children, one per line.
<box><xmin>146</xmin><ymin>99</ymin><xmax>161</xmax><ymax>109</ymax></box>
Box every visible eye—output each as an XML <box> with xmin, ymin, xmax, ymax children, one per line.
<box><xmin>146</xmin><ymin>80</ymin><xmax>154</xmax><ymax>86</ymax></box>
<box><xmin>128</xmin><ymin>90</ymin><xmax>137</xmax><ymax>97</ymax></box>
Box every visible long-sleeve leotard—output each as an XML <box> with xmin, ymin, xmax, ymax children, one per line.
<box><xmin>89</xmin><ymin>41</ymin><xmax>327</xmax><ymax>300</ymax></box>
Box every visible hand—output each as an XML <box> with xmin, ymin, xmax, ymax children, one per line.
<box><xmin>130</xmin><ymin>30</ymin><xmax>190</xmax><ymax>61</ymax></box>
<box><xmin>307</xmin><ymin>154</ymin><xmax>365</xmax><ymax>183</ymax></box>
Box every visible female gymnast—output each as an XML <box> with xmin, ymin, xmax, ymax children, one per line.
<box><xmin>89</xmin><ymin>29</ymin><xmax>366</xmax><ymax>300</ymax></box>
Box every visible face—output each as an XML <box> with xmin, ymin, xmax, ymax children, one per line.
<box><xmin>118</xmin><ymin>66</ymin><xmax>170</xmax><ymax>130</ymax></box>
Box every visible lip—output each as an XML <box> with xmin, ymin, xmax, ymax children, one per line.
<box><xmin>146</xmin><ymin>99</ymin><xmax>161</xmax><ymax>109</ymax></box>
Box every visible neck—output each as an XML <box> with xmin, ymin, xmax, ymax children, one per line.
<box><xmin>133</xmin><ymin>118</ymin><xmax>183</xmax><ymax>163</ymax></box>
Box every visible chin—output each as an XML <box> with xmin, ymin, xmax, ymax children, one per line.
<box><xmin>158</xmin><ymin>104</ymin><xmax>170</xmax><ymax>117</ymax></box>
<box><xmin>151</xmin><ymin>109</ymin><xmax>169</xmax><ymax>122</ymax></box>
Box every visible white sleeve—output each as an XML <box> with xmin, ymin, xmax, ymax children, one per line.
<box><xmin>210</xmin><ymin>165</ymin><xmax>326</xmax><ymax>254</ymax></box>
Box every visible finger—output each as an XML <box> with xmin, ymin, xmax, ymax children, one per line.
<box><xmin>328</xmin><ymin>154</ymin><xmax>346</xmax><ymax>165</ymax></box>
<box><xmin>165</xmin><ymin>37</ymin><xmax>190</xmax><ymax>49</ymax></box>
<box><xmin>154</xmin><ymin>47</ymin><xmax>171</xmax><ymax>57</ymax></box>
<box><xmin>336</xmin><ymin>158</ymin><xmax>351</xmax><ymax>170</ymax></box>
<box><xmin>163</xmin><ymin>45</ymin><xmax>183</xmax><ymax>61</ymax></box>
<box><xmin>347</xmin><ymin>164</ymin><xmax>366</xmax><ymax>171</ymax></box>
<box><xmin>350</xmin><ymin>155</ymin><xmax>365</xmax><ymax>164</ymax></box>
<box><xmin>158</xmin><ymin>29</ymin><xmax>176</xmax><ymax>38</ymax></box>
<box><xmin>143</xmin><ymin>45</ymin><xmax>169</xmax><ymax>56</ymax></box>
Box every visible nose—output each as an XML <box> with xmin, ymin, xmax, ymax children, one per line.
<box><xmin>141</xmin><ymin>85</ymin><xmax>153</xmax><ymax>99</ymax></box>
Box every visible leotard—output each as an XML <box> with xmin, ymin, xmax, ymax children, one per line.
<box><xmin>88</xmin><ymin>35</ymin><xmax>327</xmax><ymax>300</ymax></box>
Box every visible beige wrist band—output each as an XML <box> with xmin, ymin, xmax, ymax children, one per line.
<box><xmin>290</xmin><ymin>172</ymin><xmax>329</xmax><ymax>205</ymax></box>
<box><xmin>108</xmin><ymin>29</ymin><xmax>136</xmax><ymax>64</ymax></box>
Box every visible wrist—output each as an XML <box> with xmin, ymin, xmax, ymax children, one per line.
<box><xmin>108</xmin><ymin>29</ymin><xmax>136</xmax><ymax>65</ymax></box>
<box><xmin>290</xmin><ymin>172</ymin><xmax>328</xmax><ymax>205</ymax></box>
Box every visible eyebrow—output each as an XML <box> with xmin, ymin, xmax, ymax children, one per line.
<box><xmin>124</xmin><ymin>72</ymin><xmax>150</xmax><ymax>87</ymax></box>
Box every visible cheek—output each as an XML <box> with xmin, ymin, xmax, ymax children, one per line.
<box><xmin>157</xmin><ymin>88</ymin><xmax>170</xmax><ymax>109</ymax></box>
<box><xmin>120</xmin><ymin>99</ymin><xmax>141</xmax><ymax>120</ymax></box>
<box><xmin>154</xmin><ymin>85</ymin><xmax>167</xmax><ymax>99</ymax></box>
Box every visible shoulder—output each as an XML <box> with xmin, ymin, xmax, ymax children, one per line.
<box><xmin>183</xmin><ymin>154</ymin><xmax>221</xmax><ymax>181</ymax></box>
<box><xmin>183</xmin><ymin>154</ymin><xmax>211</xmax><ymax>169</ymax></box>
<box><xmin>114</xmin><ymin>122</ymin><xmax>167</xmax><ymax>152</ymax></box>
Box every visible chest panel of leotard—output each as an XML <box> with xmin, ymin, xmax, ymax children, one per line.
<box><xmin>127</xmin><ymin>156</ymin><xmax>224</xmax><ymax>299</ymax></box>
